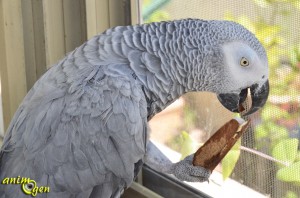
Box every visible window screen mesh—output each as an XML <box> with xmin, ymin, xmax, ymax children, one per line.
<box><xmin>143</xmin><ymin>0</ymin><xmax>300</xmax><ymax>197</ymax></box>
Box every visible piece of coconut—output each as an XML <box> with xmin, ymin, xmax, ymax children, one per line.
<box><xmin>192</xmin><ymin>117</ymin><xmax>250</xmax><ymax>171</ymax></box>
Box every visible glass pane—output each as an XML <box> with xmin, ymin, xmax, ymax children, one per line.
<box><xmin>142</xmin><ymin>0</ymin><xmax>300</xmax><ymax>197</ymax></box>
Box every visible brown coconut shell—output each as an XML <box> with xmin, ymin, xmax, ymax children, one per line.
<box><xmin>192</xmin><ymin>118</ymin><xmax>250</xmax><ymax>171</ymax></box>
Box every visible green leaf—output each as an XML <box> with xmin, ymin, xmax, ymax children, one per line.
<box><xmin>253</xmin><ymin>0</ymin><xmax>270</xmax><ymax>7</ymax></box>
<box><xmin>279</xmin><ymin>10</ymin><xmax>291</xmax><ymax>16</ymax></box>
<box><xmin>284</xmin><ymin>191</ymin><xmax>298</xmax><ymax>198</ymax></box>
<box><xmin>272</xmin><ymin>139</ymin><xmax>299</xmax><ymax>165</ymax></box>
<box><xmin>266</xmin><ymin>122</ymin><xmax>289</xmax><ymax>141</ymax></box>
<box><xmin>222</xmin><ymin>150</ymin><xmax>240</xmax><ymax>180</ymax></box>
<box><xmin>237</xmin><ymin>16</ymin><xmax>256</xmax><ymax>33</ymax></box>
<box><xmin>146</xmin><ymin>11</ymin><xmax>170</xmax><ymax>23</ymax></box>
<box><xmin>142</xmin><ymin>0</ymin><xmax>152</xmax><ymax>7</ymax></box>
<box><xmin>179</xmin><ymin>131</ymin><xmax>196</xmax><ymax>160</ymax></box>
<box><xmin>255</xmin><ymin>124</ymin><xmax>268</xmax><ymax>139</ymax></box>
<box><xmin>221</xmin><ymin>140</ymin><xmax>241</xmax><ymax>180</ymax></box>
<box><xmin>261</xmin><ymin>104</ymin><xmax>289</xmax><ymax>121</ymax></box>
<box><xmin>277</xmin><ymin>161</ymin><xmax>300</xmax><ymax>183</ymax></box>
<box><xmin>296</xmin><ymin>151</ymin><xmax>300</xmax><ymax>161</ymax></box>
<box><xmin>293</xmin><ymin>1</ymin><xmax>300</xmax><ymax>10</ymax></box>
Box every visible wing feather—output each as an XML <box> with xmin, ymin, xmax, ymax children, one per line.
<box><xmin>0</xmin><ymin>62</ymin><xmax>148</xmax><ymax>197</ymax></box>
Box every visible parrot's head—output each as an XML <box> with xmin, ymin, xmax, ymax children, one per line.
<box><xmin>203</xmin><ymin>20</ymin><xmax>269</xmax><ymax>116</ymax></box>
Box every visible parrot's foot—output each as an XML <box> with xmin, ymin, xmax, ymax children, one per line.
<box><xmin>168</xmin><ymin>154</ymin><xmax>211</xmax><ymax>182</ymax></box>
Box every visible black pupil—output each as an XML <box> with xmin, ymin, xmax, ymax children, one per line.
<box><xmin>243</xmin><ymin>60</ymin><xmax>247</xmax><ymax>64</ymax></box>
<box><xmin>27</xmin><ymin>184</ymin><xmax>33</xmax><ymax>189</ymax></box>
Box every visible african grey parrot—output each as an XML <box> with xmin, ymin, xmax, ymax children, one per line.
<box><xmin>0</xmin><ymin>19</ymin><xmax>269</xmax><ymax>197</ymax></box>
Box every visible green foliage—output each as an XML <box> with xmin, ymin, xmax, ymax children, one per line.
<box><xmin>290</xmin><ymin>44</ymin><xmax>300</xmax><ymax>70</ymax></box>
<box><xmin>144</xmin><ymin>11</ymin><xmax>170</xmax><ymax>23</ymax></box>
<box><xmin>221</xmin><ymin>140</ymin><xmax>241</xmax><ymax>180</ymax></box>
<box><xmin>261</xmin><ymin>104</ymin><xmax>289</xmax><ymax>121</ymax></box>
<box><xmin>296</xmin><ymin>151</ymin><xmax>300</xmax><ymax>161</ymax></box>
<box><xmin>183</xmin><ymin>105</ymin><xmax>198</xmax><ymax>131</ymax></box>
<box><xmin>167</xmin><ymin>131</ymin><xmax>199</xmax><ymax>160</ymax></box>
<box><xmin>178</xmin><ymin>131</ymin><xmax>197</xmax><ymax>160</ymax></box>
<box><xmin>254</xmin><ymin>0</ymin><xmax>300</xmax><ymax>11</ymax></box>
<box><xmin>142</xmin><ymin>0</ymin><xmax>170</xmax><ymax>23</ymax></box>
<box><xmin>277</xmin><ymin>161</ymin><xmax>300</xmax><ymax>183</ymax></box>
<box><xmin>273</xmin><ymin>139</ymin><xmax>300</xmax><ymax>185</ymax></box>
<box><xmin>284</xmin><ymin>191</ymin><xmax>299</xmax><ymax>198</ymax></box>
<box><xmin>272</xmin><ymin>139</ymin><xmax>299</xmax><ymax>166</ymax></box>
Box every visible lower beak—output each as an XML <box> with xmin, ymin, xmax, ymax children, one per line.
<box><xmin>217</xmin><ymin>80</ymin><xmax>269</xmax><ymax>116</ymax></box>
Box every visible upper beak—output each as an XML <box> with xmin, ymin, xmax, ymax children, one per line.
<box><xmin>217</xmin><ymin>80</ymin><xmax>269</xmax><ymax>116</ymax></box>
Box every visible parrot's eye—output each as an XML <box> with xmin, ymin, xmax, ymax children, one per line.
<box><xmin>240</xmin><ymin>57</ymin><xmax>249</xmax><ymax>67</ymax></box>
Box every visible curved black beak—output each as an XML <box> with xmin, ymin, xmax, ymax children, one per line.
<box><xmin>217</xmin><ymin>80</ymin><xmax>269</xmax><ymax>116</ymax></box>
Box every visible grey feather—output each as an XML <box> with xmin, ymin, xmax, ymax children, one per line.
<box><xmin>0</xmin><ymin>19</ymin><xmax>268</xmax><ymax>197</ymax></box>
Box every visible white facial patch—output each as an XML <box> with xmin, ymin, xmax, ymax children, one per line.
<box><xmin>221</xmin><ymin>41</ymin><xmax>268</xmax><ymax>91</ymax></box>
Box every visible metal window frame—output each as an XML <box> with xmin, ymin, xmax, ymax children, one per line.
<box><xmin>141</xmin><ymin>165</ymin><xmax>211</xmax><ymax>198</ymax></box>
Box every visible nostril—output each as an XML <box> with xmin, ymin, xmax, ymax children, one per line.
<box><xmin>262</xmin><ymin>75</ymin><xmax>265</xmax><ymax>79</ymax></box>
